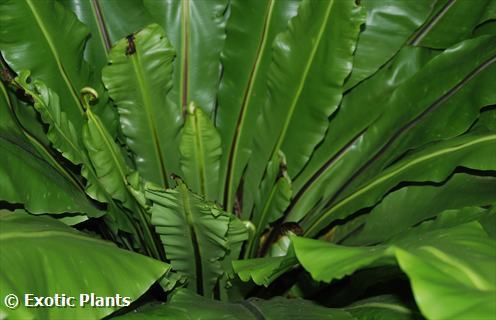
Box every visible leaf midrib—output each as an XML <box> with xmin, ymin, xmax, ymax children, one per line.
<box><xmin>25</xmin><ymin>0</ymin><xmax>84</xmax><ymax>115</ymax></box>
<box><xmin>192</xmin><ymin>110</ymin><xmax>208</xmax><ymax>196</ymax></box>
<box><xmin>272</xmin><ymin>0</ymin><xmax>335</xmax><ymax>154</ymax></box>
<box><xmin>0</xmin><ymin>83</ymin><xmax>84</xmax><ymax>192</ymax></box>
<box><xmin>87</xmin><ymin>109</ymin><xmax>127</xmax><ymax>183</ymax></box>
<box><xmin>409</xmin><ymin>0</ymin><xmax>457</xmax><ymax>45</ymax></box>
<box><xmin>179</xmin><ymin>0</ymin><xmax>190</xmax><ymax>112</ymax></box>
<box><xmin>322</xmin><ymin>53</ymin><xmax>496</xmax><ymax>211</ymax></box>
<box><xmin>90</xmin><ymin>0</ymin><xmax>111</xmax><ymax>54</ymax></box>
<box><xmin>224</xmin><ymin>0</ymin><xmax>276</xmax><ymax>209</ymax></box>
<box><xmin>291</xmin><ymin>51</ymin><xmax>496</xmax><ymax>223</ymax></box>
<box><xmin>130</xmin><ymin>49</ymin><xmax>169</xmax><ymax>187</ymax></box>
<box><xmin>179</xmin><ymin>183</ymin><xmax>205</xmax><ymax>295</ymax></box>
<box><xmin>21</xmin><ymin>85</ymin><xmax>85</xmax><ymax>166</ymax></box>
<box><xmin>248</xmin><ymin>175</ymin><xmax>281</xmax><ymax>258</ymax></box>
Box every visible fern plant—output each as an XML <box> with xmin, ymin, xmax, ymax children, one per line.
<box><xmin>1</xmin><ymin>0</ymin><xmax>495</xmax><ymax>319</ymax></box>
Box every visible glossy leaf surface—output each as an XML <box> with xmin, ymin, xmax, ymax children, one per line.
<box><xmin>0</xmin><ymin>0</ymin><xmax>113</xmax><ymax>131</ymax></box>
<box><xmin>179</xmin><ymin>103</ymin><xmax>222</xmax><ymax>201</ymax></box>
<box><xmin>293</xmin><ymin>222</ymin><xmax>496</xmax><ymax>319</ymax></box>
<box><xmin>243</xmin><ymin>0</ymin><xmax>365</xmax><ymax>215</ymax></box>
<box><xmin>345</xmin><ymin>0</ymin><xmax>435</xmax><ymax>89</ymax></box>
<box><xmin>143</xmin><ymin>0</ymin><xmax>228</xmax><ymax>116</ymax></box>
<box><xmin>216</xmin><ymin>0</ymin><xmax>300</xmax><ymax>207</ymax></box>
<box><xmin>304</xmin><ymin>130</ymin><xmax>496</xmax><ymax>236</ymax></box>
<box><xmin>0</xmin><ymin>212</ymin><xmax>169</xmax><ymax>320</ymax></box>
<box><xmin>59</xmin><ymin>0</ymin><xmax>154</xmax><ymax>71</ymax></box>
<box><xmin>102</xmin><ymin>23</ymin><xmax>181</xmax><ymax>187</ymax></box>
<box><xmin>348</xmin><ymin>173</ymin><xmax>496</xmax><ymax>245</ymax></box>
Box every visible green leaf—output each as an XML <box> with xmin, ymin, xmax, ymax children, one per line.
<box><xmin>0</xmin><ymin>130</ymin><xmax>100</xmax><ymax>217</ymax></box>
<box><xmin>245</xmin><ymin>151</ymin><xmax>292</xmax><ymax>257</ymax></box>
<box><xmin>82</xmin><ymin>104</ymin><xmax>162</xmax><ymax>256</ymax></box>
<box><xmin>220</xmin><ymin>215</ymin><xmax>249</xmax><ymax>278</ymax></box>
<box><xmin>479</xmin><ymin>207</ymin><xmax>496</xmax><ymax>239</ymax></box>
<box><xmin>0</xmin><ymin>82</ymin><xmax>95</xmax><ymax>216</ymax></box>
<box><xmin>293</xmin><ymin>222</ymin><xmax>496</xmax><ymax>320</ymax></box>
<box><xmin>395</xmin><ymin>238</ymin><xmax>495</xmax><ymax>319</ymax></box>
<box><xmin>411</xmin><ymin>0</ymin><xmax>492</xmax><ymax>49</ymax></box>
<box><xmin>83</xmin><ymin>106</ymin><xmax>133</xmax><ymax>208</ymax></box>
<box><xmin>15</xmin><ymin>72</ymin><xmax>84</xmax><ymax>165</ymax></box>
<box><xmin>12</xmin><ymin>74</ymin><xmax>142</xmax><ymax>238</ymax></box>
<box><xmin>421</xmin><ymin>206</ymin><xmax>492</xmax><ymax>232</ymax></box>
<box><xmin>287</xmin><ymin>46</ymin><xmax>438</xmax><ymax>222</ymax></box>
<box><xmin>13</xmin><ymin>73</ymin><xmax>111</xmax><ymax>204</ymax></box>
<box><xmin>0</xmin><ymin>65</ymin><xmax>51</xmax><ymax>148</ymax></box>
<box><xmin>0</xmin><ymin>212</ymin><xmax>169</xmax><ymax>320</ymax></box>
<box><xmin>58</xmin><ymin>0</ymin><xmax>154</xmax><ymax>72</ymax></box>
<box><xmin>143</xmin><ymin>0</ymin><xmax>228</xmax><ymax>116</ymax></box>
<box><xmin>216</xmin><ymin>0</ymin><xmax>300</xmax><ymax>209</ymax></box>
<box><xmin>217</xmin><ymin>215</ymin><xmax>249</xmax><ymax>300</ymax></box>
<box><xmin>288</xmin><ymin>35</ymin><xmax>496</xmax><ymax>228</ymax></box>
<box><xmin>179</xmin><ymin>102</ymin><xmax>222</xmax><ymax>201</ymax></box>
<box><xmin>0</xmin><ymin>0</ymin><xmax>114</xmax><ymax>131</ymax></box>
<box><xmin>233</xmin><ymin>250</ymin><xmax>298</xmax><ymax>287</ymax></box>
<box><xmin>103</xmin><ymin>23</ymin><xmax>180</xmax><ymax>188</ymax></box>
<box><xmin>338</xmin><ymin>50</ymin><xmax>496</xmax><ymax>199</ymax></box>
<box><xmin>303</xmin><ymin>130</ymin><xmax>496</xmax><ymax>236</ymax></box>
<box><xmin>345</xmin><ymin>0</ymin><xmax>435</xmax><ymax>89</ymax></box>
<box><xmin>348</xmin><ymin>173</ymin><xmax>496</xmax><ymax>245</ymax></box>
<box><xmin>243</xmin><ymin>0</ymin><xmax>364</xmax><ymax>213</ymax></box>
<box><xmin>345</xmin><ymin>295</ymin><xmax>423</xmax><ymax>320</ymax></box>
<box><xmin>478</xmin><ymin>0</ymin><xmax>496</xmax><ymax>24</ymax></box>
<box><xmin>115</xmin><ymin>288</ymin><xmax>354</xmax><ymax>320</ymax></box>
<box><xmin>146</xmin><ymin>180</ymin><xmax>230</xmax><ymax>298</ymax></box>
<box><xmin>293</xmin><ymin>238</ymin><xmax>393</xmax><ymax>282</ymax></box>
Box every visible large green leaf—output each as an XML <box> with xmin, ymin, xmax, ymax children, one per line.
<box><xmin>348</xmin><ymin>173</ymin><xmax>496</xmax><ymax>245</ymax></box>
<box><xmin>287</xmin><ymin>46</ymin><xmax>438</xmax><ymax>221</ymax></box>
<box><xmin>0</xmin><ymin>61</ymin><xmax>51</xmax><ymax>148</ymax></box>
<box><xmin>102</xmin><ymin>23</ymin><xmax>181</xmax><ymax>188</ymax></box>
<box><xmin>303</xmin><ymin>130</ymin><xmax>496</xmax><ymax>236</ymax></box>
<box><xmin>179</xmin><ymin>103</ymin><xmax>222</xmax><ymax>201</ymax></box>
<box><xmin>293</xmin><ymin>222</ymin><xmax>496</xmax><ymax>319</ymax></box>
<box><xmin>116</xmin><ymin>288</ymin><xmax>354</xmax><ymax>320</ymax></box>
<box><xmin>146</xmin><ymin>180</ymin><xmax>230</xmax><ymax>298</ymax></box>
<box><xmin>0</xmin><ymin>212</ymin><xmax>169</xmax><ymax>320</ymax></box>
<box><xmin>13</xmin><ymin>73</ymin><xmax>108</xmax><ymax>202</ymax></box>
<box><xmin>143</xmin><ymin>0</ymin><xmax>227</xmax><ymax>116</ymax></box>
<box><xmin>337</xmin><ymin>53</ymin><xmax>496</xmax><ymax>200</ymax></box>
<box><xmin>83</xmin><ymin>105</ymin><xmax>133</xmax><ymax>208</ymax></box>
<box><xmin>0</xmin><ymin>0</ymin><xmax>114</xmax><ymax>131</ymax></box>
<box><xmin>287</xmin><ymin>35</ymin><xmax>496</xmax><ymax>225</ymax></box>
<box><xmin>82</xmin><ymin>103</ymin><xmax>161</xmax><ymax>254</ymax></box>
<box><xmin>59</xmin><ymin>0</ymin><xmax>154</xmax><ymax>71</ymax></box>
<box><xmin>243</xmin><ymin>0</ymin><xmax>364</xmax><ymax>213</ymax></box>
<box><xmin>0</xmin><ymin>82</ymin><xmax>95</xmax><ymax>217</ymax></box>
<box><xmin>345</xmin><ymin>0</ymin><xmax>435</xmax><ymax>89</ymax></box>
<box><xmin>0</xmin><ymin>129</ymin><xmax>99</xmax><ymax>217</ymax></box>
<box><xmin>14</xmin><ymin>73</ymin><xmax>84</xmax><ymax>165</ymax></box>
<box><xmin>216</xmin><ymin>0</ymin><xmax>300</xmax><ymax>208</ymax></box>
<box><xmin>13</xmin><ymin>74</ymin><xmax>141</xmax><ymax>237</ymax></box>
